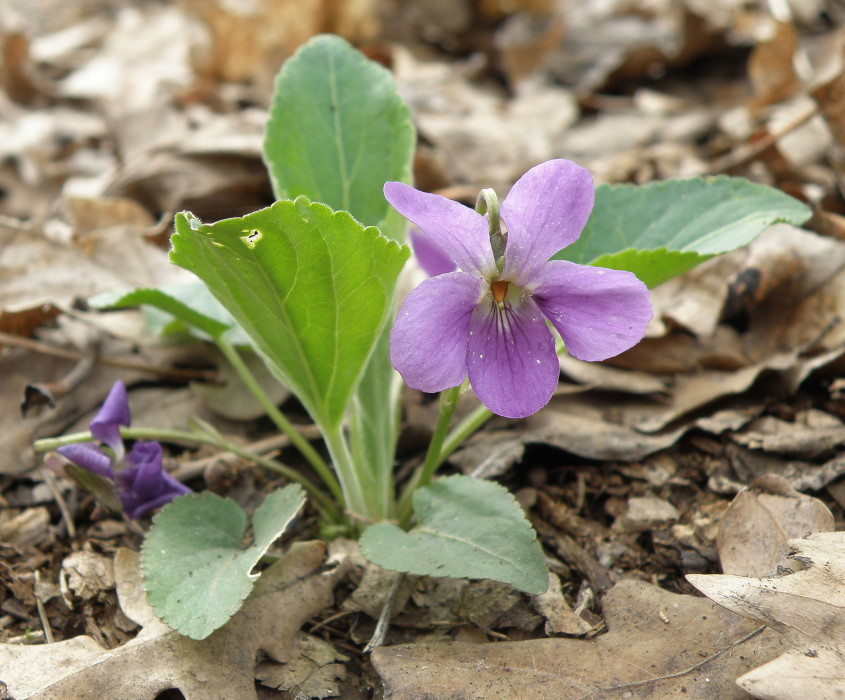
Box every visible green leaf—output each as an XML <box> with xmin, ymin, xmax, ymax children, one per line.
<box><xmin>557</xmin><ymin>176</ymin><xmax>812</xmax><ymax>288</ymax></box>
<box><xmin>90</xmin><ymin>281</ymin><xmax>249</xmax><ymax>344</ymax></box>
<box><xmin>169</xmin><ymin>197</ymin><xmax>409</xmax><ymax>429</ymax></box>
<box><xmin>264</xmin><ymin>34</ymin><xmax>415</xmax><ymax>238</ymax></box>
<box><xmin>141</xmin><ymin>485</ymin><xmax>305</xmax><ymax>640</ymax></box>
<box><xmin>359</xmin><ymin>475</ymin><xmax>548</xmax><ymax>595</ymax></box>
<box><xmin>263</xmin><ymin>34</ymin><xmax>415</xmax><ymax>517</ymax></box>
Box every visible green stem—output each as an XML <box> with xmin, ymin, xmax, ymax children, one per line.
<box><xmin>439</xmin><ymin>402</ymin><xmax>493</xmax><ymax>465</ymax></box>
<box><xmin>397</xmin><ymin>383</ymin><xmax>463</xmax><ymax>526</ymax></box>
<box><xmin>216</xmin><ymin>339</ymin><xmax>343</xmax><ymax>503</ymax></box>
<box><xmin>322</xmin><ymin>425</ymin><xmax>372</xmax><ymax>532</ymax></box>
<box><xmin>34</xmin><ymin>427</ymin><xmax>342</xmax><ymax>523</ymax></box>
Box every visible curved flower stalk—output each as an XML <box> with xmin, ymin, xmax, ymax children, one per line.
<box><xmin>386</xmin><ymin>159</ymin><xmax>653</xmax><ymax>419</ymax></box>
<box><xmin>56</xmin><ymin>381</ymin><xmax>190</xmax><ymax>518</ymax></box>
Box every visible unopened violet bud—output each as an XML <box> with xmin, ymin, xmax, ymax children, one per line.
<box><xmin>118</xmin><ymin>442</ymin><xmax>191</xmax><ymax>519</ymax></box>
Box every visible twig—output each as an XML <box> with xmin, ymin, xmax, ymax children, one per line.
<box><xmin>704</xmin><ymin>103</ymin><xmax>819</xmax><ymax>175</ymax></box>
<box><xmin>0</xmin><ymin>214</ymin><xmax>31</xmax><ymax>232</ymax></box>
<box><xmin>364</xmin><ymin>572</ymin><xmax>406</xmax><ymax>653</ymax></box>
<box><xmin>33</xmin><ymin>571</ymin><xmax>55</xmax><ymax>644</ymax></box>
<box><xmin>22</xmin><ymin>342</ymin><xmax>99</xmax><ymax>414</ymax></box>
<box><xmin>0</xmin><ymin>330</ymin><xmax>216</xmax><ymax>381</ymax></box>
<box><xmin>41</xmin><ymin>468</ymin><xmax>77</xmax><ymax>539</ymax></box>
<box><xmin>171</xmin><ymin>429</ymin><xmax>322</xmax><ymax>481</ymax></box>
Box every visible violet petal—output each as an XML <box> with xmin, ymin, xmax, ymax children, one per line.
<box><xmin>390</xmin><ymin>271</ymin><xmax>483</xmax><ymax>393</ymax></box>
<box><xmin>384</xmin><ymin>182</ymin><xmax>496</xmax><ymax>278</ymax></box>
<box><xmin>500</xmin><ymin>160</ymin><xmax>595</xmax><ymax>286</ymax></box>
<box><xmin>57</xmin><ymin>443</ymin><xmax>115</xmax><ymax>479</ymax></box>
<box><xmin>90</xmin><ymin>380</ymin><xmax>131</xmax><ymax>452</ymax></box>
<box><xmin>533</xmin><ymin>260</ymin><xmax>653</xmax><ymax>361</ymax></box>
<box><xmin>118</xmin><ymin>442</ymin><xmax>190</xmax><ymax>519</ymax></box>
<box><xmin>466</xmin><ymin>294</ymin><xmax>559</xmax><ymax>418</ymax></box>
<box><xmin>410</xmin><ymin>229</ymin><xmax>457</xmax><ymax>277</ymax></box>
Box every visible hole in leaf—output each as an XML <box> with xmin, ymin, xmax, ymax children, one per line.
<box><xmin>243</xmin><ymin>230</ymin><xmax>262</xmax><ymax>248</ymax></box>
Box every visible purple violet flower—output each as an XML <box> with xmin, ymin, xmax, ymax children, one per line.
<box><xmin>385</xmin><ymin>159</ymin><xmax>653</xmax><ymax>419</ymax></box>
<box><xmin>57</xmin><ymin>381</ymin><xmax>190</xmax><ymax>518</ymax></box>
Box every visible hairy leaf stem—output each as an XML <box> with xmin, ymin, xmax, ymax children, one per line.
<box><xmin>322</xmin><ymin>425</ymin><xmax>376</xmax><ymax>533</ymax></box>
<box><xmin>216</xmin><ymin>339</ymin><xmax>343</xmax><ymax>503</ymax></box>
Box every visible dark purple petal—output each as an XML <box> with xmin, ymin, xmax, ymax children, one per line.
<box><xmin>465</xmin><ymin>294</ymin><xmax>559</xmax><ymax>418</ymax></box>
<box><xmin>117</xmin><ymin>441</ymin><xmax>190</xmax><ymax>519</ymax></box>
<box><xmin>410</xmin><ymin>229</ymin><xmax>457</xmax><ymax>277</ymax></box>
<box><xmin>500</xmin><ymin>160</ymin><xmax>595</xmax><ymax>286</ymax></box>
<box><xmin>90</xmin><ymin>381</ymin><xmax>131</xmax><ymax>452</ymax></box>
<box><xmin>57</xmin><ymin>443</ymin><xmax>115</xmax><ymax>479</ymax></box>
<box><xmin>532</xmin><ymin>260</ymin><xmax>653</xmax><ymax>361</ymax></box>
<box><xmin>384</xmin><ymin>182</ymin><xmax>496</xmax><ymax>278</ymax></box>
<box><xmin>390</xmin><ymin>271</ymin><xmax>484</xmax><ymax>393</ymax></box>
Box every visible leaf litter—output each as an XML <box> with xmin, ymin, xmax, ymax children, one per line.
<box><xmin>4</xmin><ymin>0</ymin><xmax>845</xmax><ymax>698</ymax></box>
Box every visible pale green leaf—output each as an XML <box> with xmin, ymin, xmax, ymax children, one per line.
<box><xmin>557</xmin><ymin>176</ymin><xmax>812</xmax><ymax>287</ymax></box>
<box><xmin>264</xmin><ymin>34</ymin><xmax>415</xmax><ymax>238</ymax></box>
<box><xmin>141</xmin><ymin>485</ymin><xmax>305</xmax><ymax>639</ymax></box>
<box><xmin>360</xmin><ymin>475</ymin><xmax>548</xmax><ymax>595</ymax></box>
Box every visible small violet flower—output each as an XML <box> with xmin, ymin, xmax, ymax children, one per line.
<box><xmin>57</xmin><ymin>381</ymin><xmax>190</xmax><ymax>518</ymax></box>
<box><xmin>385</xmin><ymin>159</ymin><xmax>653</xmax><ymax>419</ymax></box>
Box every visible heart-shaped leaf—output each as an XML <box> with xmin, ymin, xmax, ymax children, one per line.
<box><xmin>141</xmin><ymin>485</ymin><xmax>305</xmax><ymax>639</ymax></box>
<box><xmin>360</xmin><ymin>475</ymin><xmax>548</xmax><ymax>595</ymax></box>
<box><xmin>557</xmin><ymin>176</ymin><xmax>812</xmax><ymax>287</ymax></box>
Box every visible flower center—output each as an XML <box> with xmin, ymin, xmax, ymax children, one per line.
<box><xmin>491</xmin><ymin>280</ymin><xmax>510</xmax><ymax>303</ymax></box>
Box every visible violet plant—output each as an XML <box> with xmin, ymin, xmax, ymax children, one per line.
<box><xmin>34</xmin><ymin>35</ymin><xmax>811</xmax><ymax>640</ymax></box>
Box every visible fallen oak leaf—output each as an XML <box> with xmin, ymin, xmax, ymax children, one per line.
<box><xmin>0</xmin><ymin>541</ymin><xmax>345</xmax><ymax>700</ymax></box>
<box><xmin>716</xmin><ymin>474</ymin><xmax>833</xmax><ymax>578</ymax></box>
<box><xmin>688</xmin><ymin>531</ymin><xmax>845</xmax><ymax>699</ymax></box>
<box><xmin>371</xmin><ymin>578</ymin><xmax>788</xmax><ymax>699</ymax></box>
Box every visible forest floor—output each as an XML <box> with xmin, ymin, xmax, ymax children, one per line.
<box><xmin>3</xmin><ymin>0</ymin><xmax>845</xmax><ymax>698</ymax></box>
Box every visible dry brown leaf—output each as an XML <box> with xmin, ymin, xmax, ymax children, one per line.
<box><xmin>613</xmin><ymin>494</ymin><xmax>680</xmax><ymax>533</ymax></box>
<box><xmin>531</xmin><ymin>572</ymin><xmax>594</xmax><ymax>636</ymax></box>
<box><xmin>730</xmin><ymin>410</ymin><xmax>845</xmax><ymax>458</ymax></box>
<box><xmin>747</xmin><ymin>21</ymin><xmax>800</xmax><ymax>111</ymax></box>
<box><xmin>689</xmin><ymin>532</ymin><xmax>845</xmax><ymax>699</ymax></box>
<box><xmin>0</xmin><ymin>541</ymin><xmax>344</xmax><ymax>699</ymax></box>
<box><xmin>255</xmin><ymin>633</ymin><xmax>349</xmax><ymax>698</ymax></box>
<box><xmin>393</xmin><ymin>46</ymin><xmax>578</xmax><ymax>184</ymax></box>
<box><xmin>372</xmin><ymin>578</ymin><xmax>787</xmax><ymax>699</ymax></box>
<box><xmin>716</xmin><ymin>475</ymin><xmax>834</xmax><ymax>577</ymax></box>
<box><xmin>737</xmin><ymin>646</ymin><xmax>845</xmax><ymax>699</ymax></box>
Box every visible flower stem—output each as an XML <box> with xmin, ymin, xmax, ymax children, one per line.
<box><xmin>34</xmin><ymin>427</ymin><xmax>342</xmax><ymax>523</ymax></box>
<box><xmin>439</xmin><ymin>403</ymin><xmax>493</xmax><ymax>464</ymax></box>
<box><xmin>215</xmin><ymin>339</ymin><xmax>343</xmax><ymax>503</ymax></box>
<box><xmin>396</xmin><ymin>383</ymin><xmax>463</xmax><ymax>526</ymax></box>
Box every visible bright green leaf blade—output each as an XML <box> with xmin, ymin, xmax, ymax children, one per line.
<box><xmin>169</xmin><ymin>197</ymin><xmax>409</xmax><ymax>429</ymax></box>
<box><xmin>141</xmin><ymin>485</ymin><xmax>305</xmax><ymax>640</ymax></box>
<box><xmin>556</xmin><ymin>176</ymin><xmax>812</xmax><ymax>287</ymax></box>
<box><xmin>359</xmin><ymin>475</ymin><xmax>548</xmax><ymax>595</ymax></box>
<box><xmin>590</xmin><ymin>248</ymin><xmax>711</xmax><ymax>289</ymax></box>
<box><xmin>90</xmin><ymin>281</ymin><xmax>241</xmax><ymax>341</ymax></box>
<box><xmin>264</xmin><ymin>34</ymin><xmax>415</xmax><ymax>234</ymax></box>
